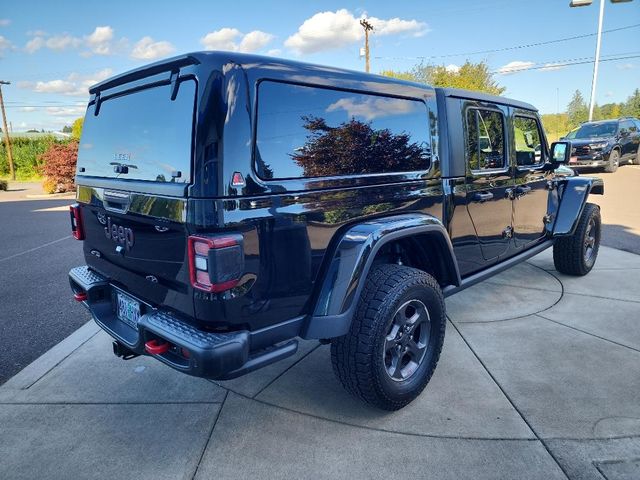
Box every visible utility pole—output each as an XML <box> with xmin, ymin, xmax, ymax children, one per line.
<box><xmin>360</xmin><ymin>19</ymin><xmax>374</xmax><ymax>73</ymax></box>
<box><xmin>0</xmin><ymin>81</ymin><xmax>15</xmax><ymax>181</ymax></box>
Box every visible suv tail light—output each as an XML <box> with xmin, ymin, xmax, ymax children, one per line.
<box><xmin>69</xmin><ymin>204</ymin><xmax>84</xmax><ymax>240</ymax></box>
<box><xmin>188</xmin><ymin>234</ymin><xmax>244</xmax><ymax>293</ymax></box>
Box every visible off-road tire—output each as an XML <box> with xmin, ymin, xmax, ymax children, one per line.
<box><xmin>331</xmin><ymin>264</ymin><xmax>446</xmax><ymax>411</ymax></box>
<box><xmin>604</xmin><ymin>149</ymin><xmax>619</xmax><ymax>173</ymax></box>
<box><xmin>553</xmin><ymin>202</ymin><xmax>601</xmax><ymax>276</ymax></box>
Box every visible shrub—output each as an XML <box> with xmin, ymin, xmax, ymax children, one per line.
<box><xmin>0</xmin><ymin>136</ymin><xmax>58</xmax><ymax>179</ymax></box>
<box><xmin>39</xmin><ymin>140</ymin><xmax>78</xmax><ymax>193</ymax></box>
<box><xmin>0</xmin><ymin>179</ymin><xmax>7</xmax><ymax>191</ymax></box>
<box><xmin>42</xmin><ymin>177</ymin><xmax>57</xmax><ymax>194</ymax></box>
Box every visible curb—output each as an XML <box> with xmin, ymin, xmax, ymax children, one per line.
<box><xmin>1</xmin><ymin>321</ymin><xmax>100</xmax><ymax>390</ymax></box>
<box><xmin>25</xmin><ymin>193</ymin><xmax>76</xmax><ymax>199</ymax></box>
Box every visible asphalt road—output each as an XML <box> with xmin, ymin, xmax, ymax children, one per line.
<box><xmin>586</xmin><ymin>164</ymin><xmax>640</xmax><ymax>255</ymax></box>
<box><xmin>0</xmin><ymin>165</ymin><xmax>638</xmax><ymax>385</ymax></box>
<box><xmin>0</xmin><ymin>184</ymin><xmax>88</xmax><ymax>384</ymax></box>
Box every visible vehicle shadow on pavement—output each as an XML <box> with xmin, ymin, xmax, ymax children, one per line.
<box><xmin>601</xmin><ymin>223</ymin><xmax>640</xmax><ymax>255</ymax></box>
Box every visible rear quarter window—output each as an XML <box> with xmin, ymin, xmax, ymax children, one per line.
<box><xmin>254</xmin><ymin>81</ymin><xmax>432</xmax><ymax>180</ymax></box>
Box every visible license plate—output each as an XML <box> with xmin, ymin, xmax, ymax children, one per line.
<box><xmin>570</xmin><ymin>156</ymin><xmax>578</xmax><ymax>164</ymax></box>
<box><xmin>116</xmin><ymin>291</ymin><xmax>140</xmax><ymax>329</ymax></box>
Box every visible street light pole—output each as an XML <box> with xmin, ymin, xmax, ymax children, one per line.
<box><xmin>588</xmin><ymin>0</ymin><xmax>605</xmax><ymax>121</ymax></box>
<box><xmin>570</xmin><ymin>0</ymin><xmax>634</xmax><ymax>121</ymax></box>
<box><xmin>0</xmin><ymin>80</ymin><xmax>15</xmax><ymax>181</ymax></box>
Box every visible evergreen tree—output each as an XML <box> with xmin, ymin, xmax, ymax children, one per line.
<box><xmin>567</xmin><ymin>90</ymin><xmax>588</xmax><ymax>128</ymax></box>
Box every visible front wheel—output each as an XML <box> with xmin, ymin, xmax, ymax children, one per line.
<box><xmin>604</xmin><ymin>149</ymin><xmax>619</xmax><ymax>173</ymax></box>
<box><xmin>331</xmin><ymin>264</ymin><xmax>446</xmax><ymax>411</ymax></box>
<box><xmin>553</xmin><ymin>202</ymin><xmax>601</xmax><ymax>276</ymax></box>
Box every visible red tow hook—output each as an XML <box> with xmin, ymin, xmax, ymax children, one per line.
<box><xmin>145</xmin><ymin>339</ymin><xmax>170</xmax><ymax>355</ymax></box>
<box><xmin>74</xmin><ymin>292</ymin><xmax>88</xmax><ymax>302</ymax></box>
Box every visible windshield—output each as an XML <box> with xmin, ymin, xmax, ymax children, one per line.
<box><xmin>77</xmin><ymin>79</ymin><xmax>195</xmax><ymax>183</ymax></box>
<box><xmin>571</xmin><ymin>122</ymin><xmax>617</xmax><ymax>139</ymax></box>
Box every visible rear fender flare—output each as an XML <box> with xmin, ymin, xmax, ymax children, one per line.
<box><xmin>301</xmin><ymin>214</ymin><xmax>460</xmax><ymax>339</ymax></box>
<box><xmin>552</xmin><ymin>176</ymin><xmax>604</xmax><ymax>237</ymax></box>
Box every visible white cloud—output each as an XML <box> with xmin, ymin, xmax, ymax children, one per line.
<box><xmin>540</xmin><ymin>63</ymin><xmax>565</xmax><ymax>72</ymax></box>
<box><xmin>617</xmin><ymin>62</ymin><xmax>635</xmax><ymax>70</ymax></box>
<box><xmin>267</xmin><ymin>48</ymin><xmax>282</xmax><ymax>56</ymax></box>
<box><xmin>46</xmin><ymin>34</ymin><xmax>81</xmax><ymax>51</ymax></box>
<box><xmin>605</xmin><ymin>91</ymin><xmax>614</xmax><ymax>98</ymax></box>
<box><xmin>497</xmin><ymin>60</ymin><xmax>535</xmax><ymax>75</ymax></box>
<box><xmin>24</xmin><ymin>26</ymin><xmax>122</xmax><ymax>56</ymax></box>
<box><xmin>25</xmin><ymin>36</ymin><xmax>44</xmax><ymax>53</ymax></box>
<box><xmin>326</xmin><ymin>95</ymin><xmax>419</xmax><ymax>121</ymax></box>
<box><xmin>238</xmin><ymin>30</ymin><xmax>275</xmax><ymax>53</ymax></box>
<box><xmin>0</xmin><ymin>19</ymin><xmax>10</xmax><ymax>27</ymax></box>
<box><xmin>0</xmin><ymin>35</ymin><xmax>12</xmax><ymax>54</ymax></box>
<box><xmin>20</xmin><ymin>106</ymin><xmax>37</xmax><ymax>112</ymax></box>
<box><xmin>46</xmin><ymin>106</ymin><xmax>86</xmax><ymax>117</ymax></box>
<box><xmin>86</xmin><ymin>26</ymin><xmax>114</xmax><ymax>55</ymax></box>
<box><xmin>285</xmin><ymin>9</ymin><xmax>427</xmax><ymax>55</ymax></box>
<box><xmin>445</xmin><ymin>64</ymin><xmax>460</xmax><ymax>73</ymax></box>
<box><xmin>19</xmin><ymin>68</ymin><xmax>113</xmax><ymax>97</ymax></box>
<box><xmin>130</xmin><ymin>36</ymin><xmax>176</xmax><ymax>60</ymax></box>
<box><xmin>200</xmin><ymin>28</ymin><xmax>274</xmax><ymax>53</ymax></box>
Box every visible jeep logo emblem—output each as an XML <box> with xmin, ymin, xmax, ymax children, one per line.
<box><xmin>104</xmin><ymin>217</ymin><xmax>134</xmax><ymax>251</ymax></box>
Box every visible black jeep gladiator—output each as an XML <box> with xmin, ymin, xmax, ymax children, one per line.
<box><xmin>68</xmin><ymin>52</ymin><xmax>603</xmax><ymax>410</ymax></box>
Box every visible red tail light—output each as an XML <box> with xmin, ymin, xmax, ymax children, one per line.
<box><xmin>69</xmin><ymin>204</ymin><xmax>85</xmax><ymax>240</ymax></box>
<box><xmin>188</xmin><ymin>234</ymin><xmax>244</xmax><ymax>293</ymax></box>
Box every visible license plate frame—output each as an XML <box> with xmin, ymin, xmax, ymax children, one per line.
<box><xmin>116</xmin><ymin>290</ymin><xmax>141</xmax><ymax>329</ymax></box>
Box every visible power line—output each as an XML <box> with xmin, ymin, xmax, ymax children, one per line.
<box><xmin>492</xmin><ymin>54</ymin><xmax>640</xmax><ymax>74</ymax></box>
<box><xmin>374</xmin><ymin>23</ymin><xmax>640</xmax><ymax>61</ymax></box>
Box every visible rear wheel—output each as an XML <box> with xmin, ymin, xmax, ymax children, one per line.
<box><xmin>553</xmin><ymin>202</ymin><xmax>601</xmax><ymax>276</ymax></box>
<box><xmin>604</xmin><ymin>149</ymin><xmax>619</xmax><ymax>173</ymax></box>
<box><xmin>331</xmin><ymin>264</ymin><xmax>446</xmax><ymax>411</ymax></box>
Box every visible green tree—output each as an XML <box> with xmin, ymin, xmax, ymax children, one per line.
<box><xmin>382</xmin><ymin>60</ymin><xmax>505</xmax><ymax>96</ymax></box>
<box><xmin>290</xmin><ymin>116</ymin><xmax>429</xmax><ymax>178</ymax></box>
<box><xmin>567</xmin><ymin>90</ymin><xmax>588</xmax><ymax>128</ymax></box>
<box><xmin>62</xmin><ymin>125</ymin><xmax>72</xmax><ymax>133</ymax></box>
<box><xmin>71</xmin><ymin>117</ymin><xmax>84</xmax><ymax>140</ymax></box>
<box><xmin>622</xmin><ymin>88</ymin><xmax>640</xmax><ymax>118</ymax></box>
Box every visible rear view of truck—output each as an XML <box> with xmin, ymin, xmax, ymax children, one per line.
<box><xmin>68</xmin><ymin>55</ymin><xmax>275</xmax><ymax>379</ymax></box>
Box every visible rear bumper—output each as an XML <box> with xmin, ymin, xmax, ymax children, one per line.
<box><xmin>69</xmin><ymin>265</ymin><xmax>300</xmax><ymax>380</ymax></box>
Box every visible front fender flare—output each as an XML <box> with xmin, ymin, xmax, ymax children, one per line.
<box><xmin>553</xmin><ymin>176</ymin><xmax>604</xmax><ymax>236</ymax></box>
<box><xmin>301</xmin><ymin>214</ymin><xmax>460</xmax><ymax>339</ymax></box>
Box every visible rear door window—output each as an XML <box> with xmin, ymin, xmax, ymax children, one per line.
<box><xmin>255</xmin><ymin>81</ymin><xmax>432</xmax><ymax>180</ymax></box>
<box><xmin>465</xmin><ymin>108</ymin><xmax>506</xmax><ymax>172</ymax></box>
<box><xmin>77</xmin><ymin>79</ymin><xmax>196</xmax><ymax>183</ymax></box>
<box><xmin>514</xmin><ymin>116</ymin><xmax>544</xmax><ymax>167</ymax></box>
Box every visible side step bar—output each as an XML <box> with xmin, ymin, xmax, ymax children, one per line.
<box><xmin>443</xmin><ymin>239</ymin><xmax>554</xmax><ymax>297</ymax></box>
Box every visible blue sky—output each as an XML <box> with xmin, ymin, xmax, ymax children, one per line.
<box><xmin>0</xmin><ymin>0</ymin><xmax>638</xmax><ymax>131</ymax></box>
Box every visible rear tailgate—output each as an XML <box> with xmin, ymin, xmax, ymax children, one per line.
<box><xmin>74</xmin><ymin>64</ymin><xmax>198</xmax><ymax>317</ymax></box>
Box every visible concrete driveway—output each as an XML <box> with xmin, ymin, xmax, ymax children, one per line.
<box><xmin>1</xmin><ymin>246</ymin><xmax>638</xmax><ymax>480</ymax></box>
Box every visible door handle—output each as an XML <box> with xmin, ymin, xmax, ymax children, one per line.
<box><xmin>472</xmin><ymin>191</ymin><xmax>494</xmax><ymax>202</ymax></box>
<box><xmin>516</xmin><ymin>185</ymin><xmax>532</xmax><ymax>196</ymax></box>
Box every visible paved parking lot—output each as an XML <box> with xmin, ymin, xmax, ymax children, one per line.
<box><xmin>1</xmin><ymin>246</ymin><xmax>639</xmax><ymax>479</ymax></box>
<box><xmin>0</xmin><ymin>167</ymin><xmax>639</xmax><ymax>478</ymax></box>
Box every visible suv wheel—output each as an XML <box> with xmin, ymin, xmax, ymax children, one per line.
<box><xmin>553</xmin><ymin>202</ymin><xmax>601</xmax><ymax>276</ymax></box>
<box><xmin>331</xmin><ymin>264</ymin><xmax>446</xmax><ymax>411</ymax></box>
<box><xmin>604</xmin><ymin>149</ymin><xmax>619</xmax><ymax>173</ymax></box>
<box><xmin>633</xmin><ymin>145</ymin><xmax>640</xmax><ymax>165</ymax></box>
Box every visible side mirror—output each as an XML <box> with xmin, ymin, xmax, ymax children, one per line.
<box><xmin>550</xmin><ymin>141</ymin><xmax>571</xmax><ymax>164</ymax></box>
